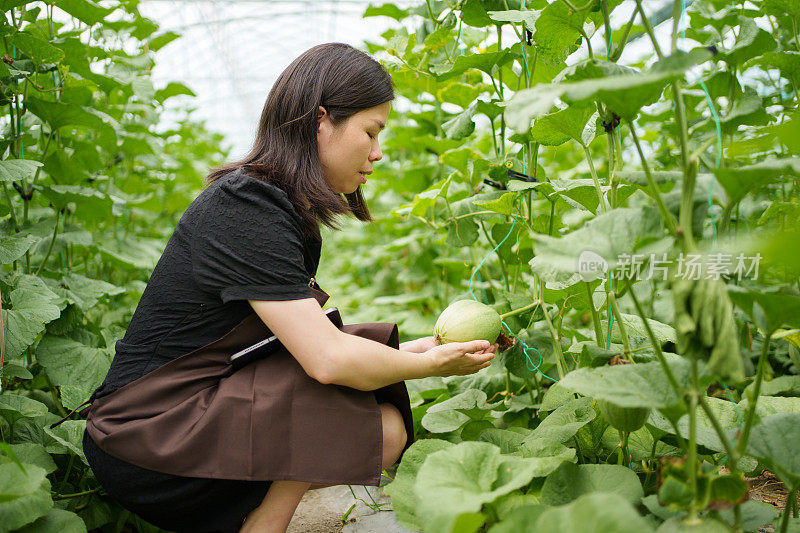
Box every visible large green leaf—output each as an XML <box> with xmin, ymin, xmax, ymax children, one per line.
<box><xmin>713</xmin><ymin>158</ymin><xmax>800</xmax><ymax>206</ymax></box>
<box><xmin>0</xmin><ymin>233</ymin><xmax>40</xmax><ymax>264</ymax></box>
<box><xmin>716</xmin><ymin>16</ymin><xmax>776</xmax><ymax>66</ymax></box>
<box><xmin>559</xmin><ymin>361</ymin><xmax>689</xmax><ymax>409</ymax></box>
<box><xmin>35</xmin><ymin>335</ymin><xmax>112</xmax><ymax>410</ymax></box>
<box><xmin>507</xmin><ymin>49</ymin><xmax>713</xmax><ymax>131</ymax></box>
<box><xmin>529</xmin><ymin>207</ymin><xmax>663</xmax><ymax>278</ymax></box>
<box><xmin>16</xmin><ymin>508</ymin><xmax>87</xmax><ymax>533</ymax></box>
<box><xmin>727</xmin><ymin>285</ymin><xmax>800</xmax><ymax>333</ymax></box>
<box><xmin>0</xmin><ymin>159</ymin><xmax>43</xmax><ymax>182</ymax></box>
<box><xmin>527</xmin><ymin>396</ymin><xmax>596</xmax><ymax>443</ymax></box>
<box><xmin>61</xmin><ymin>273</ymin><xmax>124</xmax><ymax>311</ymax></box>
<box><xmin>540</xmin><ymin>463</ymin><xmax>644</xmax><ymax>506</ymax></box>
<box><xmin>0</xmin><ymin>463</ymin><xmax>52</xmax><ymax>533</ymax></box>
<box><xmin>0</xmin><ymin>443</ymin><xmax>56</xmax><ymax>474</ymax></box>
<box><xmin>1</xmin><ymin>286</ymin><xmax>62</xmax><ymax>360</ymax></box>
<box><xmin>11</xmin><ymin>32</ymin><xmax>65</xmax><ymax>64</ymax></box>
<box><xmin>533</xmin><ymin>492</ymin><xmax>653</xmax><ymax>533</ymax></box>
<box><xmin>533</xmin><ymin>1</ymin><xmax>587</xmax><ymax>64</ymax></box>
<box><xmin>43</xmin><ymin>420</ymin><xmax>87</xmax><ymax>465</ymax></box>
<box><xmin>529</xmin><ymin>103</ymin><xmax>595</xmax><ymax>146</ymax></box>
<box><xmin>422</xmin><ymin>389</ymin><xmax>501</xmax><ymax>433</ymax></box>
<box><xmin>442</xmin><ymin>101</ymin><xmax>478</xmax><ymax>140</ymax></box>
<box><xmin>54</xmin><ymin>0</ymin><xmax>110</xmax><ymax>25</ymax></box>
<box><xmin>414</xmin><ymin>441</ymin><xmax>567</xmax><ymax>533</ymax></box>
<box><xmin>747</xmin><ymin>413</ymin><xmax>800</xmax><ymax>489</ymax></box>
<box><xmin>0</xmin><ymin>395</ymin><xmax>49</xmax><ymax>426</ymax></box>
<box><xmin>384</xmin><ymin>439</ymin><xmax>454</xmax><ymax>532</ymax></box>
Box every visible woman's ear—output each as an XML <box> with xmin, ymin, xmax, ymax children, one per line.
<box><xmin>317</xmin><ymin>106</ymin><xmax>328</xmax><ymax>133</ymax></box>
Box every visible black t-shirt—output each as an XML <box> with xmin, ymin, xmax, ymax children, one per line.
<box><xmin>93</xmin><ymin>169</ymin><xmax>321</xmax><ymax>400</ymax></box>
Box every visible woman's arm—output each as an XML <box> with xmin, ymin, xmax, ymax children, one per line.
<box><xmin>249</xmin><ymin>298</ymin><xmax>496</xmax><ymax>391</ymax></box>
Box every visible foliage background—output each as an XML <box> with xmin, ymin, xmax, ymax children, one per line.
<box><xmin>2</xmin><ymin>0</ymin><xmax>800</xmax><ymax>531</ymax></box>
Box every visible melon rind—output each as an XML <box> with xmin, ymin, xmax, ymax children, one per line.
<box><xmin>433</xmin><ymin>299</ymin><xmax>502</xmax><ymax>345</ymax></box>
<box><xmin>597</xmin><ymin>399</ymin><xmax>651</xmax><ymax>432</ymax></box>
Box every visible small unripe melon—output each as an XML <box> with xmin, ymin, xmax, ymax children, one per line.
<box><xmin>598</xmin><ymin>399</ymin><xmax>651</xmax><ymax>432</ymax></box>
<box><xmin>434</xmin><ymin>300</ymin><xmax>502</xmax><ymax>345</ymax></box>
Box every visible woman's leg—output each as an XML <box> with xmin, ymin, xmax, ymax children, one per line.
<box><xmin>240</xmin><ymin>403</ymin><xmax>407</xmax><ymax>532</ymax></box>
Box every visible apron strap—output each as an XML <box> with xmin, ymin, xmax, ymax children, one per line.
<box><xmin>49</xmin><ymin>398</ymin><xmax>93</xmax><ymax>429</ymax></box>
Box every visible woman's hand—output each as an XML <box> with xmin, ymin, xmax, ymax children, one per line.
<box><xmin>399</xmin><ymin>336</ymin><xmax>438</xmax><ymax>353</ymax></box>
<box><xmin>422</xmin><ymin>340</ymin><xmax>498</xmax><ymax>377</ymax></box>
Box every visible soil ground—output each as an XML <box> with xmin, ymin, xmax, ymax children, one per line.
<box><xmin>286</xmin><ymin>478</ymin><xmax>412</xmax><ymax>533</ymax></box>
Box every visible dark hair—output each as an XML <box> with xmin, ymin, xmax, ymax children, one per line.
<box><xmin>206</xmin><ymin>42</ymin><xmax>394</xmax><ymax>239</ymax></box>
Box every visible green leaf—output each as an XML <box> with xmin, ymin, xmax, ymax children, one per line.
<box><xmin>43</xmin><ymin>420</ymin><xmax>87</xmax><ymax>465</ymax></box>
<box><xmin>10</xmin><ymin>32</ymin><xmax>65</xmax><ymax>64</ymax></box>
<box><xmin>61</xmin><ymin>273</ymin><xmax>124</xmax><ymax>311</ymax></box>
<box><xmin>415</xmin><ymin>441</ymin><xmax>567</xmax><ymax>533</ymax></box>
<box><xmin>507</xmin><ymin>50</ymin><xmax>712</xmax><ymax>130</ymax></box>
<box><xmin>487</xmin><ymin>9</ymin><xmax>539</xmax><ymax>28</ymax></box>
<box><xmin>728</xmin><ymin>285</ymin><xmax>800</xmax><ymax>334</ymax></box>
<box><xmin>460</xmin><ymin>0</ymin><xmax>521</xmax><ymax>27</ymax></box>
<box><xmin>432</xmin><ymin>48</ymin><xmax>512</xmax><ymax>80</ymax></box>
<box><xmin>529</xmin><ymin>207</ymin><xmax>663</xmax><ymax>278</ymax></box>
<box><xmin>0</xmin><ymin>463</ymin><xmax>52</xmax><ymax>533</ymax></box>
<box><xmin>446</xmin><ymin>218</ymin><xmax>479</xmax><ymax>247</ymax></box>
<box><xmin>0</xmin><ymin>444</ymin><xmax>56</xmax><ymax>475</ymax></box>
<box><xmin>1</xmin><ymin>286</ymin><xmax>62</xmax><ymax>360</ymax></box>
<box><xmin>384</xmin><ymin>439</ymin><xmax>455</xmax><ymax>531</ymax></box>
<box><xmin>559</xmin><ymin>361</ymin><xmax>689</xmax><ymax>409</ymax></box>
<box><xmin>54</xmin><ymin>0</ymin><xmax>110</xmax><ymax>24</ymax></box>
<box><xmin>529</xmin><ymin>103</ymin><xmax>595</xmax><ymax>146</ymax></box>
<box><xmin>437</xmin><ymin>82</ymin><xmax>483</xmax><ymax>109</ymax></box>
<box><xmin>41</xmin><ymin>185</ymin><xmax>112</xmax><ymax>221</ymax></box>
<box><xmin>154</xmin><ymin>81</ymin><xmax>195</xmax><ymax>103</ymax></box>
<box><xmin>474</xmin><ymin>191</ymin><xmax>516</xmax><ymax>215</ymax></box>
<box><xmin>25</xmin><ymin>98</ymin><xmax>118</xmax><ymax>149</ymax></box>
<box><xmin>0</xmin><ymin>159</ymin><xmax>43</xmax><ymax>182</ymax></box>
<box><xmin>363</xmin><ymin>2</ymin><xmax>410</xmax><ymax>21</ymax></box>
<box><xmin>533</xmin><ymin>493</ymin><xmax>653</xmax><ymax>533</ymax></box>
<box><xmin>746</xmin><ymin>375</ymin><xmax>800</xmax><ymax>397</ymax></box>
<box><xmin>717</xmin><ymin>16</ymin><xmax>776</xmax><ymax>66</ymax></box>
<box><xmin>16</xmin><ymin>508</ymin><xmax>87</xmax><ymax>533</ymax></box>
<box><xmin>35</xmin><ymin>335</ymin><xmax>112</xmax><ymax>410</ymax></box>
<box><xmin>442</xmin><ymin>101</ymin><xmax>478</xmax><ymax>140</ymax></box>
<box><xmin>610</xmin><ymin>313</ymin><xmax>676</xmax><ymax>344</ymax></box>
<box><xmin>713</xmin><ymin>158</ymin><xmax>800</xmax><ymax>206</ymax></box>
<box><xmin>720</xmin><ymin>86</ymin><xmax>771</xmax><ymax>133</ymax></box>
<box><xmin>533</xmin><ymin>1</ymin><xmax>585</xmax><ymax>64</ymax></box>
<box><xmin>540</xmin><ymin>463</ymin><xmax>644</xmax><ymax>506</ymax></box>
<box><xmin>747</xmin><ymin>413</ymin><xmax>800</xmax><ymax>489</ymax></box>
<box><xmin>0</xmin><ymin>395</ymin><xmax>49</xmax><ymax>426</ymax></box>
<box><xmin>528</xmin><ymin>396</ymin><xmax>596</xmax><ymax>443</ymax></box>
<box><xmin>0</xmin><ymin>233</ymin><xmax>40</xmax><ymax>264</ymax></box>
<box><xmin>422</xmin><ymin>389</ymin><xmax>501</xmax><ymax>433</ymax></box>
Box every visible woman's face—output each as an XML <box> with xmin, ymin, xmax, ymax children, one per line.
<box><xmin>317</xmin><ymin>102</ymin><xmax>391</xmax><ymax>194</ymax></box>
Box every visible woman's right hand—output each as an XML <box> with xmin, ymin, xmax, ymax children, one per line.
<box><xmin>422</xmin><ymin>340</ymin><xmax>498</xmax><ymax>377</ymax></box>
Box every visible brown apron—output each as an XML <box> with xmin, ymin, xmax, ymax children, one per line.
<box><xmin>82</xmin><ymin>286</ymin><xmax>414</xmax><ymax>485</ymax></box>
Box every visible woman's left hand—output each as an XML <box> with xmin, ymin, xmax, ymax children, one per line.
<box><xmin>400</xmin><ymin>336</ymin><xmax>438</xmax><ymax>353</ymax></box>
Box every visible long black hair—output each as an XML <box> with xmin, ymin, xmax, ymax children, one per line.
<box><xmin>206</xmin><ymin>43</ymin><xmax>394</xmax><ymax>239</ymax></box>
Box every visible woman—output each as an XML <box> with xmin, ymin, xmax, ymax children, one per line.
<box><xmin>81</xmin><ymin>43</ymin><xmax>497</xmax><ymax>533</ymax></box>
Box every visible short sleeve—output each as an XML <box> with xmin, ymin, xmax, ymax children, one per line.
<box><xmin>186</xmin><ymin>172</ymin><xmax>314</xmax><ymax>303</ymax></box>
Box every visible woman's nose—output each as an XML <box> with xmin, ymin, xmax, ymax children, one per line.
<box><xmin>370</xmin><ymin>141</ymin><xmax>383</xmax><ymax>162</ymax></box>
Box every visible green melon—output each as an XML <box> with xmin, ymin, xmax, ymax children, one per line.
<box><xmin>598</xmin><ymin>399</ymin><xmax>651</xmax><ymax>432</ymax></box>
<box><xmin>433</xmin><ymin>299</ymin><xmax>502</xmax><ymax>345</ymax></box>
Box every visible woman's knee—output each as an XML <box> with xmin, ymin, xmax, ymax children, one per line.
<box><xmin>379</xmin><ymin>403</ymin><xmax>407</xmax><ymax>468</ymax></box>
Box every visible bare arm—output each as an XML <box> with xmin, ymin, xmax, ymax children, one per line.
<box><xmin>248</xmin><ymin>298</ymin><xmax>496</xmax><ymax>391</ymax></box>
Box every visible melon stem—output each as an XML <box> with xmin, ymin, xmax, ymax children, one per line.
<box><xmin>499</xmin><ymin>300</ymin><xmax>540</xmax><ymax>320</ymax></box>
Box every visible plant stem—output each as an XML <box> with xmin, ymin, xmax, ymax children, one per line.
<box><xmin>539</xmin><ymin>287</ymin><xmax>566</xmax><ymax>379</ymax></box>
<box><xmin>780</xmin><ymin>488</ymin><xmax>799</xmax><ymax>533</ymax></box>
<box><xmin>500</xmin><ymin>300</ymin><xmax>541</xmax><ymax>320</ymax></box>
<box><xmin>636</xmin><ymin>0</ymin><xmax>664</xmax><ymax>59</ymax></box>
<box><xmin>608</xmin><ymin>289</ymin><xmax>632</xmax><ymax>359</ymax></box>
<box><xmin>697</xmin><ymin>394</ymin><xmax>738</xmax><ymax>470</ymax></box>
<box><xmin>583</xmin><ymin>145</ymin><xmax>607</xmax><ymax>214</ymax></box>
<box><xmin>35</xmin><ymin>211</ymin><xmax>61</xmax><ymax>276</ymax></box>
<box><xmin>2</xmin><ymin>183</ymin><xmax>20</xmax><ymax>232</ymax></box>
<box><xmin>688</xmin><ymin>359</ymin><xmax>699</xmax><ymax>521</ymax></box>
<box><xmin>585</xmin><ymin>282</ymin><xmax>605</xmax><ymax>347</ymax></box>
<box><xmin>628</xmin><ymin>288</ymin><xmax>684</xmax><ymax>394</ymax></box>
<box><xmin>736</xmin><ymin>333</ymin><xmax>773</xmax><ymax>457</ymax></box>
<box><xmin>626</xmin><ymin>120</ymin><xmax>679</xmax><ymax>237</ymax></box>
